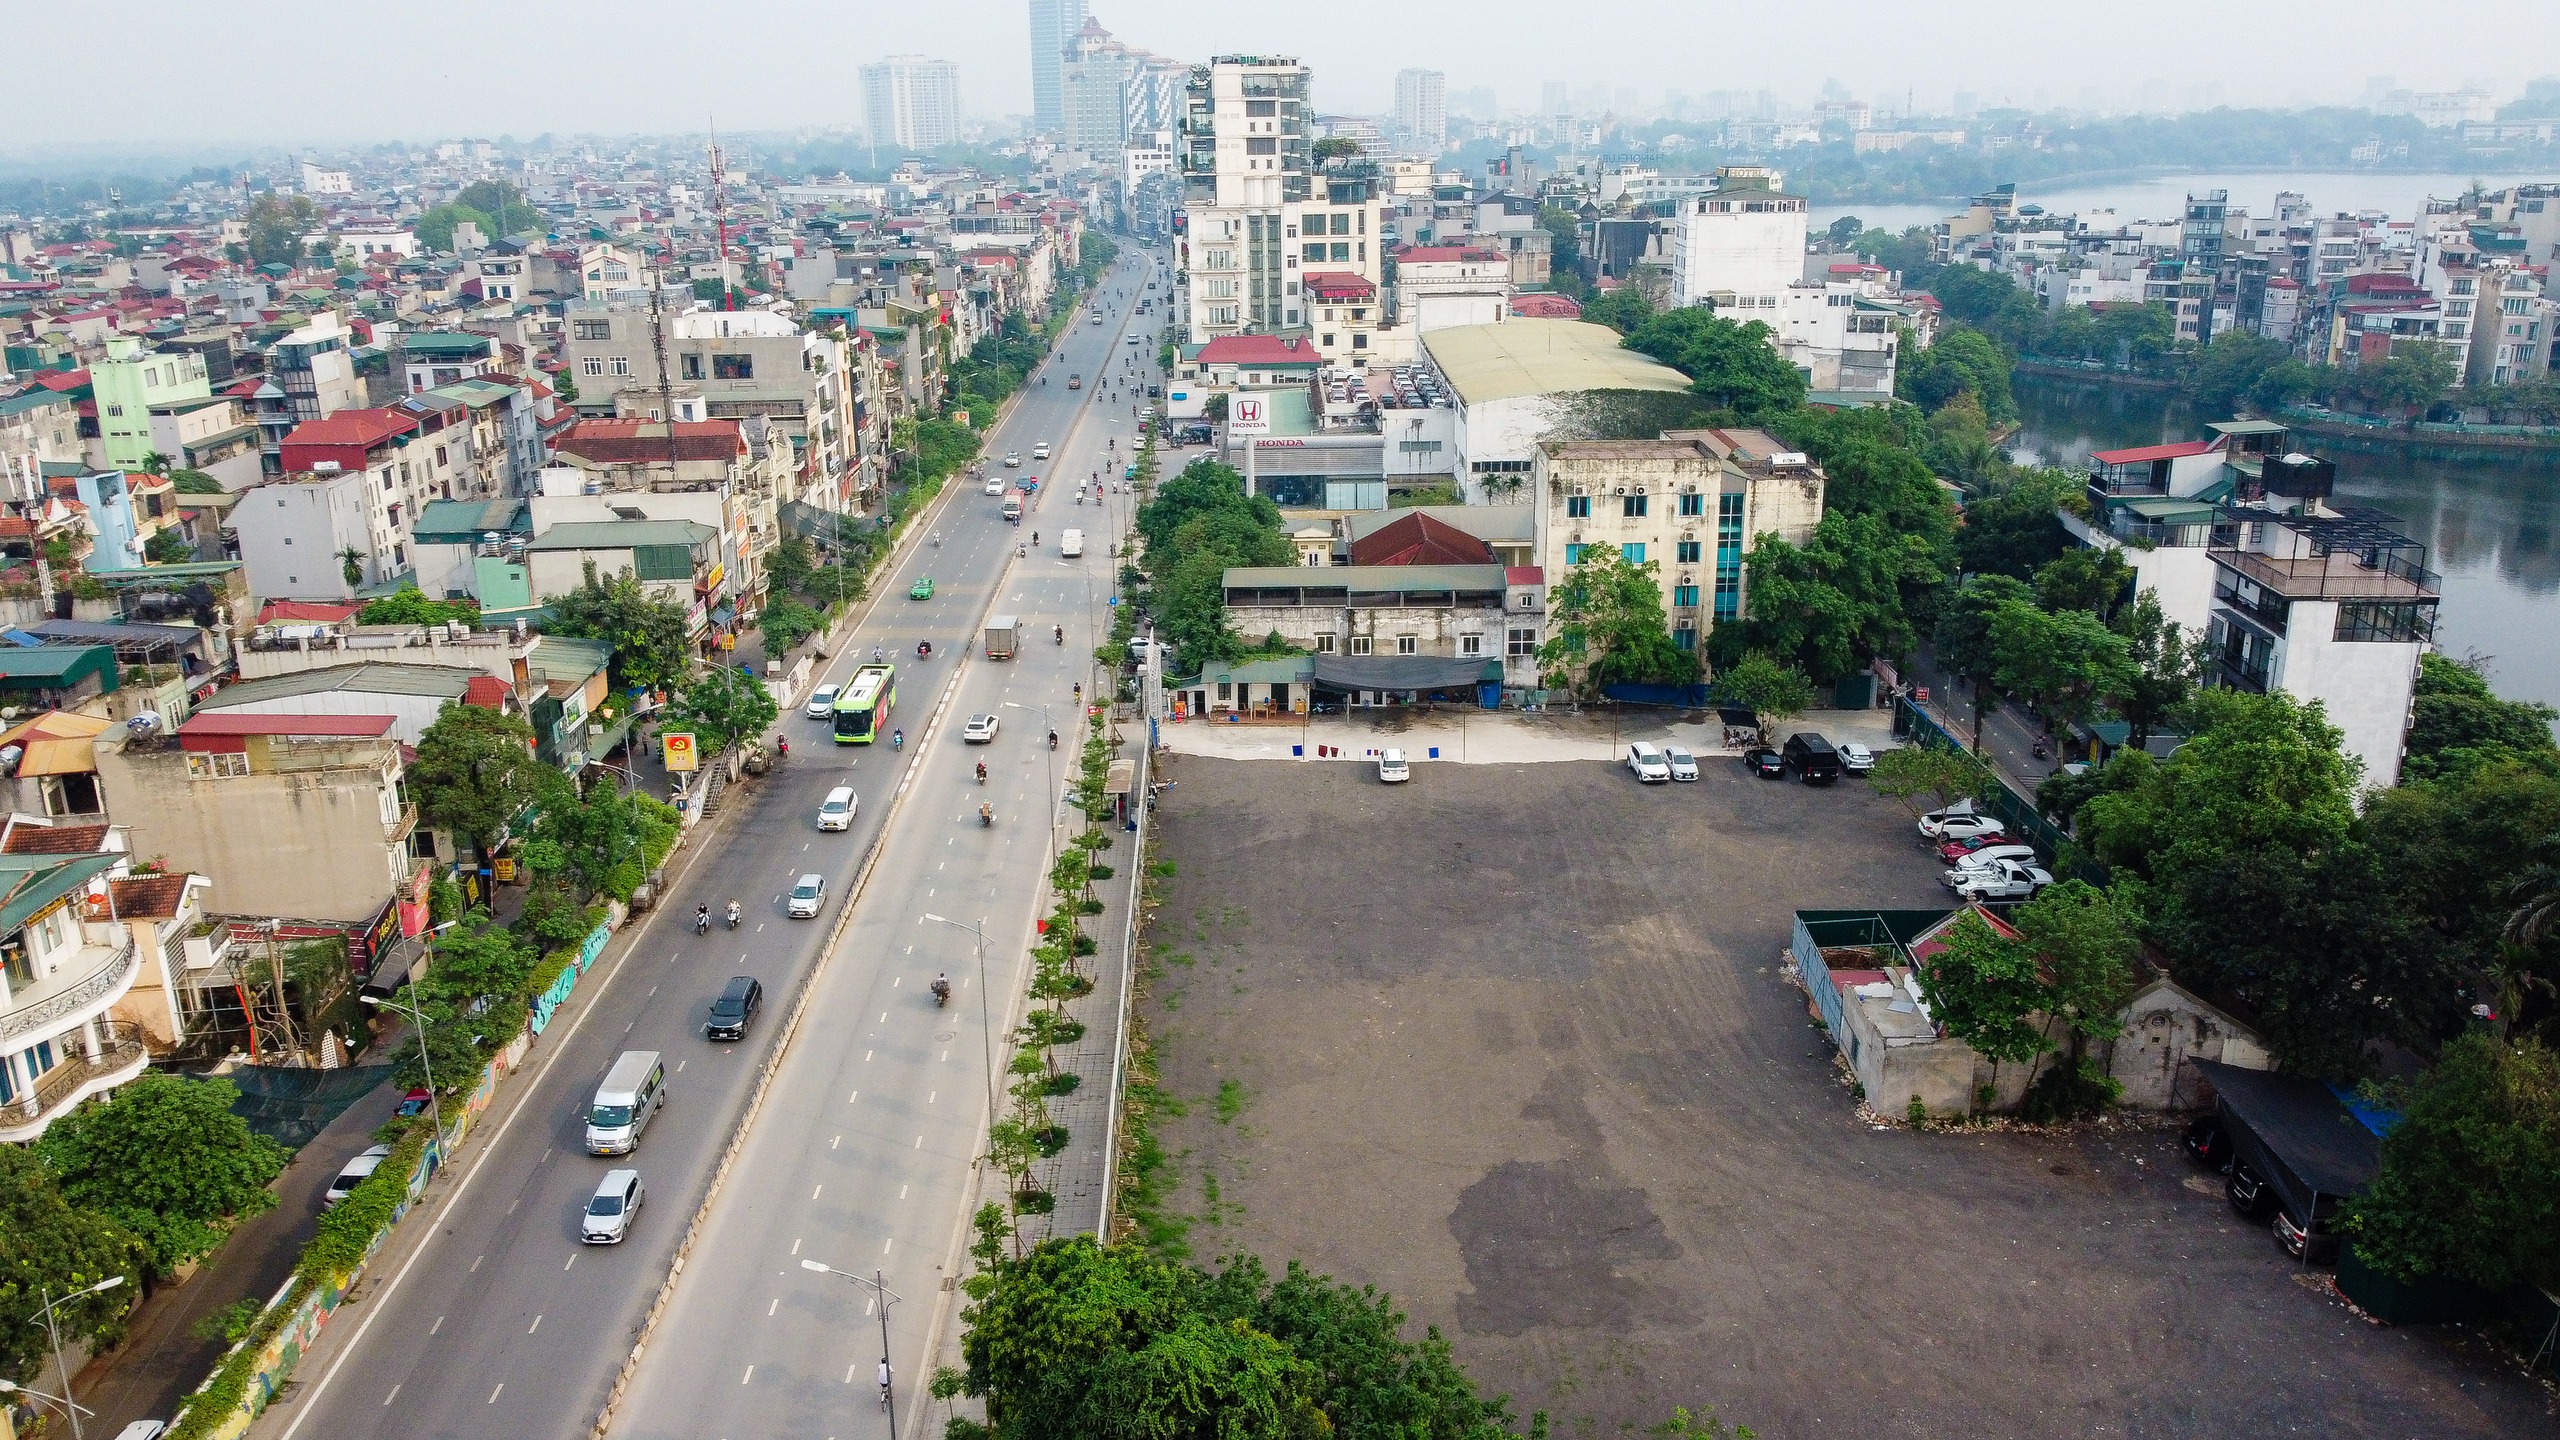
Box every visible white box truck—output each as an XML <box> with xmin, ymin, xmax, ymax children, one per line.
<box><xmin>985</xmin><ymin>614</ymin><xmax>1020</xmax><ymax>659</ymax></box>
<box><xmin>1059</xmin><ymin>528</ymin><xmax>1084</xmax><ymax>558</ymax></box>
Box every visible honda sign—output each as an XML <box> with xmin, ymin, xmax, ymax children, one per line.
<box><xmin>1228</xmin><ymin>396</ymin><xmax>1271</xmax><ymax>436</ymax></box>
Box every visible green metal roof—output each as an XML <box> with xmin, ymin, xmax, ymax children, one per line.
<box><xmin>427</xmin><ymin>377</ymin><xmax>517</xmax><ymax>409</ymax></box>
<box><xmin>0</xmin><ymin>645</ymin><xmax>116</xmax><ymax>691</ymax></box>
<box><xmin>400</xmin><ymin>332</ymin><xmax>496</xmax><ymax>359</ymax></box>
<box><xmin>0</xmin><ymin>853</ymin><xmax>121</xmax><ymax>938</ymax></box>
<box><xmin>526</xmin><ymin>520</ymin><xmax>716</xmax><ymax>552</ymax></box>
<box><xmin>415</xmin><ymin>497</ymin><xmax>529</xmax><ymax>544</ymax></box>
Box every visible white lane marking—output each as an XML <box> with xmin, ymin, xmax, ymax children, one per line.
<box><xmin>914</xmin><ymin>1134</ymin><xmax>923</xmax><ymax>1149</ymax></box>
<box><xmin>833</xmin><ymin>1134</ymin><xmax>842</xmax><ymax>1148</ymax></box>
<box><xmin>429</xmin><ymin>1315</ymin><xmax>444</xmax><ymax>1335</ymax></box>
<box><xmin>792</xmin><ymin>1237</ymin><xmax>801</xmax><ymax>1254</ymax></box>
<box><xmin>488</xmin><ymin>1384</ymin><xmax>504</xmax><ymax>1404</ymax></box>
<box><xmin>471</xmin><ymin>1254</ymin><xmax>483</xmax><ymax>1271</ymax></box>
<box><xmin>528</xmin><ymin>1315</ymin><xmax>542</xmax><ymax>1334</ymax></box>
<box><xmin>564</xmin><ymin>1255</ymin><xmax>576</xmax><ymax>1270</ymax></box>
<box><xmin>742</xmin><ymin>1366</ymin><xmax>754</xmax><ymax>1385</ymax></box>
<box><xmin>813</xmin><ymin>1184</ymin><xmax>824</xmax><ymax>1200</ymax></box>
<box><xmin>940</xmin><ymin>1048</ymin><xmax>948</xmax><ymax>1062</ymax></box>
<box><xmin>846</xmin><ymin>1362</ymin><xmax>859</xmax><ymax>1384</ymax></box>
<box><xmin>899</xmin><ymin>1184</ymin><xmax>909</xmax><ymax>1200</ymax></box>
<box><xmin>879</xmin><ymin>1012</ymin><xmax>888</xmax><ymax>1023</ymax></box>
<box><xmin>892</xmin><ymin>976</ymin><xmax>901</xmax><ymax>988</ymax></box>
<box><xmin>928</xmin><ymin>1091</ymin><xmax>936</xmax><ymax>1104</ymax></box>
<box><xmin>883</xmin><ymin>1237</ymin><xmax>894</xmax><ymax>1254</ymax></box>
<box><xmin>768</xmin><ymin>1297</ymin><xmax>779</xmax><ymax>1316</ymax></box>
<box><xmin>382</xmin><ymin>1384</ymin><xmax>400</xmax><ymax>1407</ymax></box>
<box><xmin>677</xmin><ymin>1060</ymin><xmax>686</xmax><ymax>1073</ymax></box>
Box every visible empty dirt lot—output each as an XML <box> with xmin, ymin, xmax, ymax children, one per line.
<box><xmin>1138</xmin><ymin>754</ymin><xmax>2552</xmax><ymax>1438</ymax></box>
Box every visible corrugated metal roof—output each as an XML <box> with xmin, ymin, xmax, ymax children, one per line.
<box><xmin>527</xmin><ymin>520</ymin><xmax>717</xmax><ymax>551</ymax></box>
<box><xmin>1224</xmin><ymin>564</ymin><xmax>1509</xmax><ymax>591</ymax></box>
<box><xmin>1420</xmin><ymin>320</ymin><xmax>1689</xmax><ymax>407</ymax></box>
<box><xmin>198</xmin><ymin>663</ymin><xmax>479</xmax><ymax>707</ymax></box>
<box><xmin>0</xmin><ymin>853</ymin><xmax>120</xmax><ymax>938</ymax></box>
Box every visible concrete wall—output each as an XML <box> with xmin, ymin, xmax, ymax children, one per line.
<box><xmin>92</xmin><ymin>738</ymin><xmax>407</xmax><ymax>925</ymax></box>
<box><xmin>2277</xmin><ymin>604</ymin><xmax>2419</xmax><ymax>790</ymax></box>
<box><xmin>234</xmin><ymin>475</ymin><xmax>371</xmax><ymax>599</ymax></box>
<box><xmin>2126</xmin><ymin>548</ymin><xmax>2221</xmax><ymax>635</ymax></box>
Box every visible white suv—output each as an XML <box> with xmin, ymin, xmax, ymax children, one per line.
<box><xmin>1626</xmin><ymin>742</ymin><xmax>1671</xmax><ymax>784</ymax></box>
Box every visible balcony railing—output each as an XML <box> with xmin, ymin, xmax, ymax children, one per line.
<box><xmin>1</xmin><ymin>1022</ymin><xmax>149</xmax><ymax>1134</ymax></box>
<box><xmin>0</xmin><ymin>940</ymin><xmax>140</xmax><ymax>1042</ymax></box>
<box><xmin>2211</xmin><ymin>547</ymin><xmax>2440</xmax><ymax>601</ymax></box>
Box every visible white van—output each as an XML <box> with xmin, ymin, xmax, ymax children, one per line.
<box><xmin>816</xmin><ymin>786</ymin><xmax>857</xmax><ymax>831</ymax></box>
<box><xmin>586</xmin><ymin>1051</ymin><xmax>666</xmax><ymax>1156</ymax></box>
<box><xmin>1059</xmin><ymin>528</ymin><xmax>1084</xmax><ymax>558</ymax></box>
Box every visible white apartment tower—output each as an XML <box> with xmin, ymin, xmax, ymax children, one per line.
<box><xmin>1394</xmin><ymin>69</ymin><xmax>1447</xmax><ymax>153</ymax></box>
<box><xmin>1669</xmin><ymin>166</ymin><xmax>1808</xmax><ymax>313</ymax></box>
<box><xmin>861</xmin><ymin>56</ymin><xmax>963</xmax><ymax>152</ymax></box>
<box><xmin>1176</xmin><ymin>56</ymin><xmax>1391</xmax><ymax>352</ymax></box>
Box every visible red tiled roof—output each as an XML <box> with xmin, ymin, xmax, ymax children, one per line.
<box><xmin>463</xmin><ymin>675</ymin><xmax>512</xmax><ymax>710</ymax></box>
<box><xmin>1349</xmin><ymin>511</ymin><xmax>1497</xmax><ymax>567</ymax></box>
<box><xmin>1504</xmin><ymin>565</ymin><xmax>1544</xmax><ymax>586</ymax></box>
<box><xmin>282</xmin><ymin>409</ymin><xmax>418</xmax><ymax>449</ymax></box>
<box><xmin>554</xmin><ymin>418</ymin><xmax>745</xmax><ymax>464</ymax></box>
<box><xmin>256</xmin><ymin>599</ymin><xmax>364</xmax><ymax>625</ymax></box>
<box><xmin>2089</xmin><ymin>440</ymin><xmax>2215</xmax><ymax>465</ymax></box>
<box><xmin>1301</xmin><ymin>271</ymin><xmax>1376</xmax><ymax>301</ymax></box>
<box><xmin>1197</xmin><ymin>334</ymin><xmax>1320</xmax><ymax>367</ymax></box>
<box><xmin>106</xmin><ymin>874</ymin><xmax>192</xmax><ymax>919</ymax></box>
<box><xmin>1508</xmin><ymin>293</ymin><xmax>1583</xmax><ymax>319</ymax></box>
<box><xmin>34</xmin><ymin>369</ymin><xmax>89</xmax><ymax>393</ymax></box>
<box><xmin>2</xmin><ymin>823</ymin><xmax>111</xmax><ymax>855</ymax></box>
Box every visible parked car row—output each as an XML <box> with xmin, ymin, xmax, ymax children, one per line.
<box><xmin>1916</xmin><ymin>800</ymin><xmax>2054</xmax><ymax>902</ymax></box>
<box><xmin>1736</xmin><ymin>732</ymin><xmax>1874</xmax><ymax>784</ymax></box>
<box><xmin>1625</xmin><ymin>741</ymin><xmax>1701</xmax><ymax>783</ymax></box>
<box><xmin>2184</xmin><ymin>1117</ymin><xmax>2340</xmax><ymax>1264</ymax></box>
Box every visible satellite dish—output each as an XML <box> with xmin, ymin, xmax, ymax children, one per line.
<box><xmin>127</xmin><ymin>712</ymin><xmax>163</xmax><ymax>734</ymax></box>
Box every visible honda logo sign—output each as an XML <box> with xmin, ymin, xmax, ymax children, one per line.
<box><xmin>1228</xmin><ymin>396</ymin><xmax>1271</xmax><ymax>436</ymax></box>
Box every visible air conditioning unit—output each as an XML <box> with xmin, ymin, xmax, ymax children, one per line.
<box><xmin>1614</xmin><ymin>485</ymin><xmax>1627</xmax><ymax>495</ymax></box>
<box><xmin>1633</xmin><ymin>485</ymin><xmax>1648</xmax><ymax>495</ymax></box>
<box><xmin>1679</xmin><ymin>483</ymin><xmax>1698</xmax><ymax>494</ymax></box>
<box><xmin>1568</xmin><ymin>485</ymin><xmax>1586</xmax><ymax>497</ymax></box>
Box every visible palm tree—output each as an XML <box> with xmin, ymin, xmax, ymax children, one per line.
<box><xmin>2507</xmin><ymin>856</ymin><xmax>2560</xmax><ymax>948</ymax></box>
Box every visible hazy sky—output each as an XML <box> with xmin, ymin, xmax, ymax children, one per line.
<box><xmin>11</xmin><ymin>0</ymin><xmax>2558</xmax><ymax>150</ymax></box>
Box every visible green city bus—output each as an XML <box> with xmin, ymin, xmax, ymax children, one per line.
<box><xmin>832</xmin><ymin>663</ymin><xmax>896</xmax><ymax>744</ymax></box>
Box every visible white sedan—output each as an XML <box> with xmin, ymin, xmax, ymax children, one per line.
<box><xmin>803</xmin><ymin>684</ymin><xmax>839</xmax><ymax>720</ymax></box>
<box><xmin>1919</xmin><ymin>811</ymin><xmax>2007</xmax><ymax>843</ymax></box>
<box><xmin>961</xmin><ymin>713</ymin><xmax>1001</xmax><ymax>744</ymax></box>
<box><xmin>1003</xmin><ymin>452</ymin><xmax>1023</xmax><ymax>467</ymax></box>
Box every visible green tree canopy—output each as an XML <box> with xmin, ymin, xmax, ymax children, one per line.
<box><xmin>1622</xmin><ymin>306</ymin><xmax>1807</xmax><ymax>419</ymax></box>
<box><xmin>2403</xmin><ymin>653</ymin><xmax>2560</xmax><ymax>782</ymax></box>
<box><xmin>1714</xmin><ymin>652</ymin><xmax>1814</xmax><ymax>729</ymax></box>
<box><xmin>356</xmin><ymin>583</ymin><xmax>479</xmax><ymax>628</ymax></box>
<box><xmin>415</xmin><ymin>202</ymin><xmax>497</xmax><ymax>254</ymax></box>
<box><xmin>1537</xmin><ymin>546</ymin><xmax>1695</xmax><ymax>695</ymax></box>
<box><xmin>1934</xmin><ymin>572</ymin><xmax>2034</xmax><ymax>750</ymax></box>
<box><xmin>0</xmin><ymin>1144</ymin><xmax>142</xmax><ymax>1377</ymax></box>
<box><xmin>37</xmin><ymin>1074</ymin><xmax>287</xmax><ymax>1276</ymax></box>
<box><xmin>664</xmin><ymin>665</ymin><xmax>779</xmax><ymax>755</ymax></box>
<box><xmin>1580</xmin><ymin>283</ymin><xmax>1655</xmax><ymax>335</ymax></box>
<box><xmin>242</xmin><ymin>193</ymin><xmax>317</xmax><ymax>268</ymax></box>
<box><xmin>454</xmin><ymin>180</ymin><xmax>543</xmax><ymax>238</ymax></box>
<box><xmin>1952</xmin><ymin>468</ymin><xmax>2077</xmax><ymax>581</ymax></box>
<box><xmin>1899</xmin><ymin>326</ymin><xmax>2016</xmax><ymax>423</ymax></box>
<box><xmin>1989</xmin><ymin>600</ymin><xmax>2135</xmax><ymax>732</ymax></box>
<box><xmin>1133</xmin><ymin>460</ymin><xmax>1293</xmax><ymax>672</ymax></box>
<box><xmin>1916</xmin><ymin>911</ymin><xmax>2054</xmax><ymax>1099</ymax></box>
<box><xmin>1869</xmin><ymin>740</ymin><xmax>1995</xmax><ymax>817</ymax></box>
<box><xmin>2347</xmin><ymin>1033</ymin><xmax>2560</xmax><ymax>1291</ymax></box>
<box><xmin>410</xmin><ymin>704</ymin><xmax>555</xmax><ymax>851</ymax></box>
<box><xmin>1720</xmin><ymin>510</ymin><xmax>1938</xmax><ymax>682</ymax></box>
<box><xmin>2106</xmin><ymin>591</ymin><xmax>2204</xmax><ymax>750</ymax></box>
<box><xmin>952</xmin><ymin>1236</ymin><xmax>1538</xmax><ymax>1440</ymax></box>
<box><xmin>542</xmin><ymin>560</ymin><xmax>695</xmax><ymax>693</ymax></box>
<box><xmin>2184</xmin><ymin>330</ymin><xmax>2297</xmax><ymax>418</ymax></box>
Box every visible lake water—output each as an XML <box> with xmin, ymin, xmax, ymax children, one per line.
<box><xmin>2009</xmin><ymin>374</ymin><xmax>2560</xmax><ymax>713</ymax></box>
<box><xmin>1809</xmin><ymin>168</ymin><xmax>2552</xmax><ymax>238</ymax></box>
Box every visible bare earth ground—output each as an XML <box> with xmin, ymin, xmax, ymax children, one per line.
<box><xmin>1139</xmin><ymin>754</ymin><xmax>2555</xmax><ymax>1440</ymax></box>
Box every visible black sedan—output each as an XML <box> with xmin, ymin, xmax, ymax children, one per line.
<box><xmin>1741</xmin><ymin>746</ymin><xmax>1786</xmax><ymax>778</ymax></box>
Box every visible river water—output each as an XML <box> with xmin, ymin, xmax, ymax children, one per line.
<box><xmin>2009</xmin><ymin>374</ymin><xmax>2560</xmax><ymax>712</ymax></box>
<box><xmin>1808</xmin><ymin>169</ymin><xmax>2548</xmax><ymax>238</ymax></box>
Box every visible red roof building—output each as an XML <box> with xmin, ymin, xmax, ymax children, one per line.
<box><xmin>1349</xmin><ymin>511</ymin><xmax>1497</xmax><ymax>567</ymax></box>
<box><xmin>2087</xmin><ymin>440</ymin><xmax>2216</xmax><ymax>465</ymax></box>
<box><xmin>278</xmin><ymin>409</ymin><xmax>420</xmax><ymax>475</ymax></box>
<box><xmin>1508</xmin><ymin>293</ymin><xmax>1584</xmax><ymax>319</ymax></box>
<box><xmin>1196</xmin><ymin>334</ymin><xmax>1322</xmax><ymax>368</ymax></box>
<box><xmin>1301</xmin><ymin>272</ymin><xmax>1377</xmax><ymax>303</ymax></box>
<box><xmin>552</xmin><ymin>418</ymin><xmax>746</xmax><ymax>465</ymax></box>
<box><xmin>256</xmin><ymin>599</ymin><xmax>365</xmax><ymax>626</ymax></box>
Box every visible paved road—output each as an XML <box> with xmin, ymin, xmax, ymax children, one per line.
<box><xmin>602</xmin><ymin>250</ymin><xmax>1167</xmax><ymax>1440</ymax></box>
<box><xmin>250</xmin><ymin>250</ymin><xmax>1163</xmax><ymax>1440</ymax></box>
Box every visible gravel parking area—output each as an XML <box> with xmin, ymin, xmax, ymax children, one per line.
<box><xmin>1140</xmin><ymin>754</ymin><xmax>2551</xmax><ymax>1438</ymax></box>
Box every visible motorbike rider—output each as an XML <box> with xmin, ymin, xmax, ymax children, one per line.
<box><xmin>892</xmin><ymin>729</ymin><xmax>905</xmax><ymax>750</ymax></box>
<box><xmin>1053</xmin><ymin>624</ymin><xmax>1064</xmax><ymax>644</ymax></box>
<box><xmin>726</xmin><ymin>898</ymin><xmax>741</xmax><ymax>928</ymax></box>
<box><xmin>1048</xmin><ymin>729</ymin><xmax>1059</xmax><ymax>750</ymax></box>
<box><xmin>975</xmin><ymin>760</ymin><xmax>987</xmax><ymax>784</ymax></box>
<box><xmin>694</xmin><ymin>903</ymin><xmax>711</xmax><ymax>934</ymax></box>
<box><xmin>978</xmin><ymin>801</ymin><xmax>994</xmax><ymax>826</ymax></box>
<box><xmin>931</xmin><ymin>972</ymin><xmax>952</xmax><ymax>1005</ymax></box>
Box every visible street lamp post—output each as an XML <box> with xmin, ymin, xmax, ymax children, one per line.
<box><xmin>799</xmin><ymin>1260</ymin><xmax>902</xmax><ymax>1439</ymax></box>
<box><xmin>361</xmin><ymin>919</ymin><xmax>459</xmax><ymax>1163</ymax></box>
<box><xmin>26</xmin><ymin>1275</ymin><xmax>122</xmax><ymax>1440</ymax></box>
<box><xmin>922</xmin><ymin>913</ymin><xmax>1000</xmax><ymax>1158</ymax></box>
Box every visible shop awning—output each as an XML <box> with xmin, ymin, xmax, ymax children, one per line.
<box><xmin>1309</xmin><ymin>655</ymin><xmax>1503</xmax><ymax>691</ymax></box>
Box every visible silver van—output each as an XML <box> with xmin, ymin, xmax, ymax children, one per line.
<box><xmin>585</xmin><ymin>1051</ymin><xmax>665</xmax><ymax>1156</ymax></box>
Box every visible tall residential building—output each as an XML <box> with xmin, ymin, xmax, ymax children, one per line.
<box><xmin>1668</xmin><ymin>166</ymin><xmax>1808</xmax><ymax>312</ymax></box>
<box><xmin>1393</xmin><ymin>69</ymin><xmax>1447</xmax><ymax>152</ymax></box>
<box><xmin>1060</xmin><ymin>19</ymin><xmax>1130</xmax><ymax>153</ymax></box>
<box><xmin>1027</xmin><ymin>0</ymin><xmax>1090</xmax><ymax>136</ymax></box>
<box><xmin>861</xmin><ymin>56</ymin><xmax>963</xmax><ymax>153</ymax></box>
<box><xmin>91</xmin><ymin>336</ymin><xmax>211</xmax><ymax>472</ymax></box>
<box><xmin>1176</xmin><ymin>56</ymin><xmax>1389</xmax><ymax>362</ymax></box>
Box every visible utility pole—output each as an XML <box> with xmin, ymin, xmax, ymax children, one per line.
<box><xmin>798</xmin><ymin>1261</ymin><xmax>902</xmax><ymax>1437</ymax></box>
<box><xmin>648</xmin><ymin>235</ymin><xmax>682</xmax><ymax>480</ymax></box>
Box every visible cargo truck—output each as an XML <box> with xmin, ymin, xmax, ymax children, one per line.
<box><xmin>984</xmin><ymin>614</ymin><xmax>1020</xmax><ymax>659</ymax></box>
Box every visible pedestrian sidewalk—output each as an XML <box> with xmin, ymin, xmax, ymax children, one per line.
<box><xmin>1159</xmin><ymin>705</ymin><xmax>1902</xmax><ymax>765</ymax></box>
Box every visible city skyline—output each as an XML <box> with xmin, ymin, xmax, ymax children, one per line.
<box><xmin>5</xmin><ymin>0</ymin><xmax>2557</xmax><ymax>150</ymax></box>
